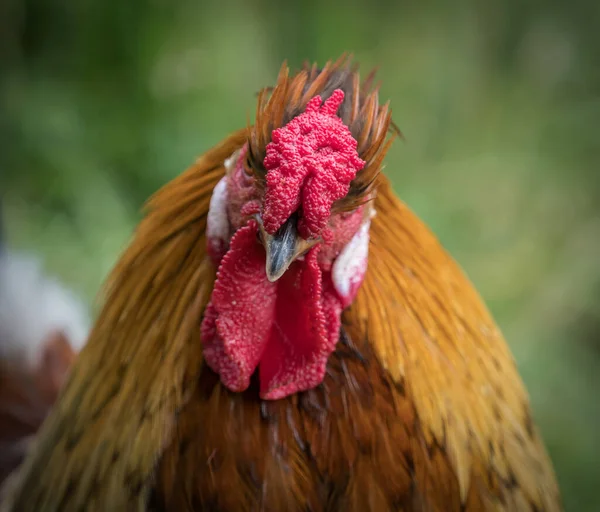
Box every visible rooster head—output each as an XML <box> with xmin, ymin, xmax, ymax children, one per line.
<box><xmin>203</xmin><ymin>56</ymin><xmax>398</xmax><ymax>399</ymax></box>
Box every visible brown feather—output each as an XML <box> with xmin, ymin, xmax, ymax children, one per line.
<box><xmin>0</xmin><ymin>332</ymin><xmax>75</xmax><ymax>487</ymax></box>
<box><xmin>2</xmin><ymin>129</ymin><xmax>247</xmax><ymax>511</ymax></box>
<box><xmin>147</xmin><ymin>177</ymin><xmax>560</xmax><ymax>511</ymax></box>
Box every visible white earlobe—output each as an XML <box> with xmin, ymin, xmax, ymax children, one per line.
<box><xmin>332</xmin><ymin>217</ymin><xmax>371</xmax><ymax>303</ymax></box>
<box><xmin>206</xmin><ymin>177</ymin><xmax>230</xmax><ymax>248</ymax></box>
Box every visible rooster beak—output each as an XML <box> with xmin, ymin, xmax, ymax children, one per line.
<box><xmin>257</xmin><ymin>215</ymin><xmax>319</xmax><ymax>282</ymax></box>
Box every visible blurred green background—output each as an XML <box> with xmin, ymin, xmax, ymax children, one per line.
<box><xmin>1</xmin><ymin>0</ymin><xmax>598</xmax><ymax>509</ymax></box>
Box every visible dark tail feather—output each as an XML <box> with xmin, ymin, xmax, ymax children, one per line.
<box><xmin>0</xmin><ymin>246</ymin><xmax>90</xmax><ymax>488</ymax></box>
<box><xmin>0</xmin><ymin>333</ymin><xmax>76</xmax><ymax>484</ymax></box>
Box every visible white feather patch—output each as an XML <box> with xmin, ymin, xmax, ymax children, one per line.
<box><xmin>0</xmin><ymin>251</ymin><xmax>90</xmax><ymax>365</ymax></box>
<box><xmin>332</xmin><ymin>218</ymin><xmax>371</xmax><ymax>301</ymax></box>
<box><xmin>206</xmin><ymin>177</ymin><xmax>229</xmax><ymax>246</ymax></box>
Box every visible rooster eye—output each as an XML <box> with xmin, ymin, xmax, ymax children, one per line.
<box><xmin>243</xmin><ymin>157</ymin><xmax>253</xmax><ymax>176</ymax></box>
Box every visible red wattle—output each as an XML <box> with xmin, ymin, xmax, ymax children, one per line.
<box><xmin>202</xmin><ymin>224</ymin><xmax>344</xmax><ymax>400</ymax></box>
<box><xmin>259</xmin><ymin>246</ymin><xmax>341</xmax><ymax>399</ymax></box>
<box><xmin>202</xmin><ymin>221</ymin><xmax>276</xmax><ymax>391</ymax></box>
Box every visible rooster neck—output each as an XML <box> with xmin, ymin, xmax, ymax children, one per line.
<box><xmin>2</xmin><ymin>129</ymin><xmax>249</xmax><ymax>511</ymax></box>
<box><xmin>150</xmin><ymin>324</ymin><xmax>414</xmax><ymax>512</ymax></box>
<box><xmin>150</xmin><ymin>180</ymin><xmax>560</xmax><ymax>512</ymax></box>
<box><xmin>4</xmin><ymin>132</ymin><xmax>560</xmax><ymax>512</ymax></box>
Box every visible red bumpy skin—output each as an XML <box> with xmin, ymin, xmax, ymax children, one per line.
<box><xmin>262</xmin><ymin>89</ymin><xmax>365</xmax><ymax>239</ymax></box>
<box><xmin>202</xmin><ymin>89</ymin><xmax>368</xmax><ymax>399</ymax></box>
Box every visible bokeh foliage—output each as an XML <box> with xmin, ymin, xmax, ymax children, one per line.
<box><xmin>1</xmin><ymin>0</ymin><xmax>599</xmax><ymax>509</ymax></box>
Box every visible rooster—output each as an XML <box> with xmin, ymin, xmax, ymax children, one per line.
<box><xmin>1</xmin><ymin>56</ymin><xmax>561</xmax><ymax>511</ymax></box>
<box><xmin>0</xmin><ymin>205</ymin><xmax>90</xmax><ymax>487</ymax></box>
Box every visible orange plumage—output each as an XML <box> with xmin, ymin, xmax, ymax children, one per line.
<box><xmin>0</xmin><ymin>56</ymin><xmax>561</xmax><ymax>511</ymax></box>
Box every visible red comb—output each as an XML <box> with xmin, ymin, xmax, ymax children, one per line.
<box><xmin>261</xmin><ymin>89</ymin><xmax>365</xmax><ymax>239</ymax></box>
